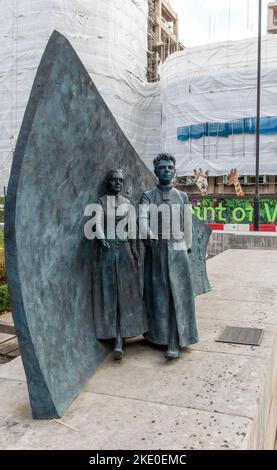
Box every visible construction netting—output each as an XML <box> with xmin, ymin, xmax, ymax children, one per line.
<box><xmin>1</xmin><ymin>2</ymin><xmax>277</xmax><ymax>191</ymax></box>
<box><xmin>160</xmin><ymin>35</ymin><xmax>277</xmax><ymax>176</ymax></box>
<box><xmin>0</xmin><ymin>0</ymin><xmax>160</xmax><ymax>193</ymax></box>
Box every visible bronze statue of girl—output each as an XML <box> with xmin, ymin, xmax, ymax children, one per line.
<box><xmin>91</xmin><ymin>169</ymin><xmax>147</xmax><ymax>360</ymax></box>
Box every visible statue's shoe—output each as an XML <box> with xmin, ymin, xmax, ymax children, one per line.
<box><xmin>165</xmin><ymin>349</ymin><xmax>180</xmax><ymax>360</ymax></box>
<box><xmin>113</xmin><ymin>348</ymin><xmax>123</xmax><ymax>361</ymax></box>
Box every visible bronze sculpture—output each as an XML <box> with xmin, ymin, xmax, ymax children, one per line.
<box><xmin>140</xmin><ymin>153</ymin><xmax>199</xmax><ymax>359</ymax></box>
<box><xmin>91</xmin><ymin>169</ymin><xmax>147</xmax><ymax>360</ymax></box>
<box><xmin>5</xmin><ymin>32</ymin><xmax>211</xmax><ymax>419</ymax></box>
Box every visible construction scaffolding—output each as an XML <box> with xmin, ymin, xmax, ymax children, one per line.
<box><xmin>147</xmin><ymin>0</ymin><xmax>185</xmax><ymax>82</ymax></box>
<box><xmin>267</xmin><ymin>2</ymin><xmax>277</xmax><ymax>34</ymax></box>
<box><xmin>160</xmin><ymin>34</ymin><xmax>277</xmax><ymax>196</ymax></box>
<box><xmin>0</xmin><ymin>0</ymin><xmax>161</xmax><ymax>193</ymax></box>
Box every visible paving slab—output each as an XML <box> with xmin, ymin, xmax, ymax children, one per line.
<box><xmin>0</xmin><ymin>312</ymin><xmax>14</xmax><ymax>325</ymax></box>
<box><xmin>0</xmin><ymin>333</ymin><xmax>15</xmax><ymax>344</ymax></box>
<box><xmin>0</xmin><ymin>250</ymin><xmax>276</xmax><ymax>449</ymax></box>
<box><xmin>196</xmin><ymin>297</ymin><xmax>277</xmax><ymax>324</ymax></box>
<box><xmin>0</xmin><ymin>357</ymin><xmax>26</xmax><ymax>382</ymax></box>
<box><xmin>202</xmin><ymin>285</ymin><xmax>277</xmax><ymax>304</ymax></box>
<box><xmin>0</xmin><ymin>378</ymin><xmax>252</xmax><ymax>450</ymax></box>
<box><xmin>191</xmin><ymin>318</ymin><xmax>277</xmax><ymax>357</ymax></box>
<box><xmin>84</xmin><ymin>341</ymin><xmax>265</xmax><ymax>419</ymax></box>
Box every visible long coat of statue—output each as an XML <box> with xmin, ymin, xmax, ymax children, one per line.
<box><xmin>92</xmin><ymin>194</ymin><xmax>147</xmax><ymax>340</ymax></box>
<box><xmin>140</xmin><ymin>185</ymin><xmax>199</xmax><ymax>348</ymax></box>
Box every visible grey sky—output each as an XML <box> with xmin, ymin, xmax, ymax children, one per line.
<box><xmin>169</xmin><ymin>0</ymin><xmax>269</xmax><ymax>47</ymax></box>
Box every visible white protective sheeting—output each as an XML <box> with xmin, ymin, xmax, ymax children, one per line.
<box><xmin>0</xmin><ymin>0</ymin><xmax>161</xmax><ymax>193</ymax></box>
<box><xmin>2</xmin><ymin>3</ymin><xmax>277</xmax><ymax>190</ymax></box>
<box><xmin>160</xmin><ymin>35</ymin><xmax>277</xmax><ymax>176</ymax></box>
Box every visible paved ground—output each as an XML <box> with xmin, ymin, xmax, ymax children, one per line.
<box><xmin>0</xmin><ymin>311</ymin><xmax>13</xmax><ymax>326</ymax></box>
<box><xmin>0</xmin><ymin>312</ymin><xmax>16</xmax><ymax>364</ymax></box>
<box><xmin>0</xmin><ymin>250</ymin><xmax>276</xmax><ymax>450</ymax></box>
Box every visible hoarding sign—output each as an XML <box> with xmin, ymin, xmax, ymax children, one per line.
<box><xmin>191</xmin><ymin>199</ymin><xmax>277</xmax><ymax>225</ymax></box>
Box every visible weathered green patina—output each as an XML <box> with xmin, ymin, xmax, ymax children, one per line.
<box><xmin>5</xmin><ymin>31</ymin><xmax>211</xmax><ymax>419</ymax></box>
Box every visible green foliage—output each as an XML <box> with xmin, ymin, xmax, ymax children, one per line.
<box><xmin>0</xmin><ymin>247</ymin><xmax>6</xmax><ymax>284</ymax></box>
<box><xmin>0</xmin><ymin>284</ymin><xmax>11</xmax><ymax>312</ymax></box>
<box><xmin>0</xmin><ymin>197</ymin><xmax>4</xmax><ymax>223</ymax></box>
<box><xmin>192</xmin><ymin>198</ymin><xmax>277</xmax><ymax>225</ymax></box>
<box><xmin>0</xmin><ymin>234</ymin><xmax>10</xmax><ymax>312</ymax></box>
<box><xmin>0</xmin><ymin>230</ymin><xmax>4</xmax><ymax>248</ymax></box>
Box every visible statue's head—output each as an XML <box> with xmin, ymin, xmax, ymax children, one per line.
<box><xmin>105</xmin><ymin>169</ymin><xmax>124</xmax><ymax>195</ymax></box>
<box><xmin>153</xmin><ymin>153</ymin><xmax>176</xmax><ymax>186</ymax></box>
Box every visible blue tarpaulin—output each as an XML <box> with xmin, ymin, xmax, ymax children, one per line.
<box><xmin>177</xmin><ymin>116</ymin><xmax>277</xmax><ymax>141</ymax></box>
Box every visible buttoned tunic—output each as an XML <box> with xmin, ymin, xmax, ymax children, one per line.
<box><xmin>140</xmin><ymin>185</ymin><xmax>198</xmax><ymax>347</ymax></box>
<box><xmin>91</xmin><ymin>194</ymin><xmax>147</xmax><ymax>339</ymax></box>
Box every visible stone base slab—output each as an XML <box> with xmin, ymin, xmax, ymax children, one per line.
<box><xmin>0</xmin><ymin>250</ymin><xmax>276</xmax><ymax>450</ymax></box>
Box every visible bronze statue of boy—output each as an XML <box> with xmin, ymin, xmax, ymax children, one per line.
<box><xmin>140</xmin><ymin>153</ymin><xmax>198</xmax><ymax>359</ymax></box>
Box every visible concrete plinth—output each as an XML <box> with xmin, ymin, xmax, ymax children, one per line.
<box><xmin>208</xmin><ymin>230</ymin><xmax>277</xmax><ymax>257</ymax></box>
<box><xmin>0</xmin><ymin>250</ymin><xmax>276</xmax><ymax>450</ymax></box>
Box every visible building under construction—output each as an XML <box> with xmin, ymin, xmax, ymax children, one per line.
<box><xmin>160</xmin><ymin>34</ymin><xmax>277</xmax><ymax>198</ymax></box>
<box><xmin>1</xmin><ymin>0</ymin><xmax>277</xmax><ymax>201</ymax></box>
<box><xmin>147</xmin><ymin>0</ymin><xmax>184</xmax><ymax>82</ymax></box>
<box><xmin>267</xmin><ymin>2</ymin><xmax>277</xmax><ymax>34</ymax></box>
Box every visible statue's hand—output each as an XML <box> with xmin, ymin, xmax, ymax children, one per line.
<box><xmin>132</xmin><ymin>246</ymin><xmax>139</xmax><ymax>262</ymax></box>
<box><xmin>99</xmin><ymin>239</ymin><xmax>110</xmax><ymax>250</ymax></box>
<box><xmin>142</xmin><ymin>233</ymin><xmax>158</xmax><ymax>248</ymax></box>
<box><xmin>129</xmin><ymin>240</ymin><xmax>138</xmax><ymax>262</ymax></box>
<box><xmin>149</xmin><ymin>239</ymin><xmax>159</xmax><ymax>248</ymax></box>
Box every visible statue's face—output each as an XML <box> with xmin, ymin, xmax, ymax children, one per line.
<box><xmin>107</xmin><ymin>171</ymin><xmax>124</xmax><ymax>195</ymax></box>
<box><xmin>155</xmin><ymin>159</ymin><xmax>175</xmax><ymax>186</ymax></box>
